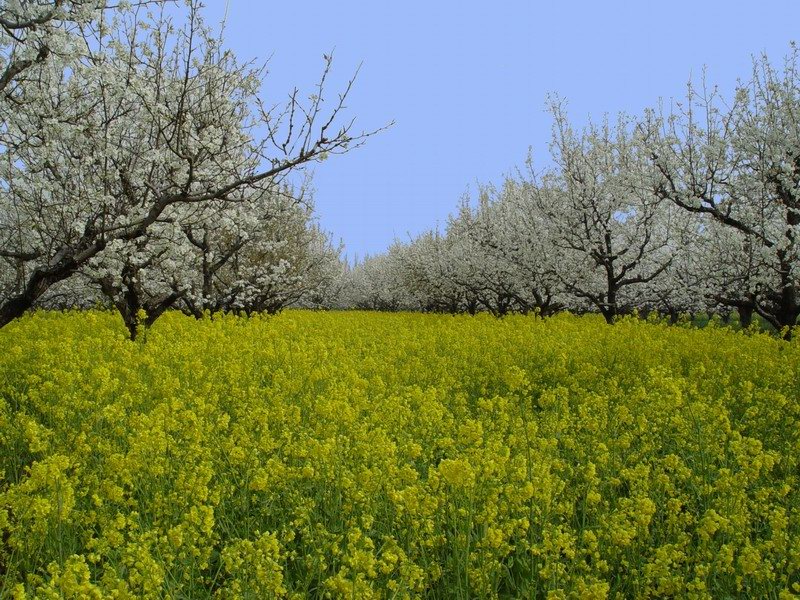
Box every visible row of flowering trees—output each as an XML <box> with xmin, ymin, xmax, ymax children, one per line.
<box><xmin>0</xmin><ymin>0</ymin><xmax>366</xmax><ymax>338</ymax></box>
<box><xmin>340</xmin><ymin>48</ymin><xmax>800</xmax><ymax>337</ymax></box>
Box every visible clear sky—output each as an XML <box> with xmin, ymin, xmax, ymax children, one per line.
<box><xmin>200</xmin><ymin>0</ymin><xmax>800</xmax><ymax>261</ymax></box>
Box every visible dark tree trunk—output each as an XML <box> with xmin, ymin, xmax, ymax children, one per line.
<box><xmin>0</xmin><ymin>259</ymin><xmax>80</xmax><ymax>327</ymax></box>
<box><xmin>465</xmin><ymin>298</ymin><xmax>478</xmax><ymax>315</ymax></box>
<box><xmin>669</xmin><ymin>308</ymin><xmax>679</xmax><ymax>325</ymax></box>
<box><xmin>775</xmin><ymin>262</ymin><xmax>799</xmax><ymax>339</ymax></box>
<box><xmin>738</xmin><ymin>305</ymin><xmax>754</xmax><ymax>329</ymax></box>
<box><xmin>601</xmin><ymin>290</ymin><xmax>617</xmax><ymax>325</ymax></box>
<box><xmin>0</xmin><ymin>294</ymin><xmax>37</xmax><ymax>328</ymax></box>
<box><xmin>100</xmin><ymin>264</ymin><xmax>182</xmax><ymax>341</ymax></box>
<box><xmin>495</xmin><ymin>295</ymin><xmax>511</xmax><ymax>317</ymax></box>
<box><xmin>124</xmin><ymin>314</ymin><xmax>140</xmax><ymax>341</ymax></box>
<box><xmin>602</xmin><ymin>256</ymin><xmax>618</xmax><ymax>325</ymax></box>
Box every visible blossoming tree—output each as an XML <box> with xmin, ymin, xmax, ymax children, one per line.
<box><xmin>640</xmin><ymin>49</ymin><xmax>800</xmax><ymax>335</ymax></box>
<box><xmin>0</xmin><ymin>0</ymin><xmax>376</xmax><ymax>328</ymax></box>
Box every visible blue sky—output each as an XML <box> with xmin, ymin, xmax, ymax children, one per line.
<box><xmin>201</xmin><ymin>0</ymin><xmax>800</xmax><ymax>261</ymax></box>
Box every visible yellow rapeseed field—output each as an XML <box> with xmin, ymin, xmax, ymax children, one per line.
<box><xmin>0</xmin><ymin>311</ymin><xmax>798</xmax><ymax>599</ymax></box>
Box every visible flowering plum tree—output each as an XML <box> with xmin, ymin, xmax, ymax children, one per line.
<box><xmin>0</xmin><ymin>0</ymin><xmax>376</xmax><ymax>328</ymax></box>
<box><xmin>396</xmin><ymin>230</ymin><xmax>469</xmax><ymax>313</ymax></box>
<box><xmin>532</xmin><ymin>103</ymin><xmax>674</xmax><ymax>323</ymax></box>
<box><xmin>471</xmin><ymin>180</ymin><xmax>563</xmax><ymax>315</ymax></box>
<box><xmin>641</xmin><ymin>49</ymin><xmax>800</xmax><ymax>335</ymax></box>
<box><xmin>337</xmin><ymin>249</ymin><xmax>414</xmax><ymax>311</ymax></box>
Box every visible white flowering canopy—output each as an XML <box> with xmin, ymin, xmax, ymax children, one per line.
<box><xmin>337</xmin><ymin>47</ymin><xmax>800</xmax><ymax>336</ymax></box>
<box><xmin>0</xmin><ymin>0</ymin><xmax>375</xmax><ymax>334</ymax></box>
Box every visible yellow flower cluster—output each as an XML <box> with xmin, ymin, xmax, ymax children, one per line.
<box><xmin>0</xmin><ymin>310</ymin><xmax>797</xmax><ymax>598</ymax></box>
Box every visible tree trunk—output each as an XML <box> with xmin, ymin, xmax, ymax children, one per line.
<box><xmin>776</xmin><ymin>284</ymin><xmax>799</xmax><ymax>340</ymax></box>
<box><xmin>0</xmin><ymin>261</ymin><xmax>78</xmax><ymax>327</ymax></box>
<box><xmin>602</xmin><ymin>259</ymin><xmax>618</xmax><ymax>325</ymax></box>
<box><xmin>738</xmin><ymin>305</ymin><xmax>754</xmax><ymax>329</ymax></box>
<box><xmin>123</xmin><ymin>313</ymin><xmax>140</xmax><ymax>341</ymax></box>
<box><xmin>0</xmin><ymin>295</ymin><xmax>36</xmax><ymax>328</ymax></box>
<box><xmin>601</xmin><ymin>288</ymin><xmax>617</xmax><ymax>324</ymax></box>
<box><xmin>466</xmin><ymin>298</ymin><xmax>478</xmax><ymax>315</ymax></box>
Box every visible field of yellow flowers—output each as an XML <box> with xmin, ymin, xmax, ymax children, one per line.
<box><xmin>0</xmin><ymin>311</ymin><xmax>798</xmax><ymax>599</ymax></box>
